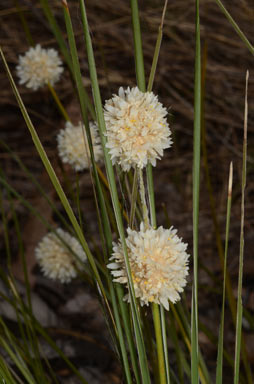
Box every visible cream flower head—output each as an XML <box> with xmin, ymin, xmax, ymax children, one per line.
<box><xmin>108</xmin><ymin>223</ymin><xmax>189</xmax><ymax>310</ymax></box>
<box><xmin>16</xmin><ymin>44</ymin><xmax>63</xmax><ymax>90</ymax></box>
<box><xmin>104</xmin><ymin>87</ymin><xmax>172</xmax><ymax>171</ymax></box>
<box><xmin>57</xmin><ymin>121</ymin><xmax>103</xmax><ymax>171</ymax></box>
<box><xmin>35</xmin><ymin>228</ymin><xmax>87</xmax><ymax>283</ymax></box>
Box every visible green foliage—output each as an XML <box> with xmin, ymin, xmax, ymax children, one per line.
<box><xmin>0</xmin><ymin>0</ymin><xmax>253</xmax><ymax>383</ymax></box>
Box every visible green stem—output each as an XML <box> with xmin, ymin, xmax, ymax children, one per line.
<box><xmin>138</xmin><ymin>167</ymin><xmax>149</xmax><ymax>228</ymax></box>
<box><xmin>234</xmin><ymin>71</ymin><xmax>250</xmax><ymax>384</ymax></box>
<box><xmin>160</xmin><ymin>306</ymin><xmax>170</xmax><ymax>383</ymax></box>
<box><xmin>78</xmin><ymin>2</ymin><xmax>151</xmax><ymax>382</ymax></box>
<box><xmin>47</xmin><ymin>81</ymin><xmax>70</xmax><ymax>121</ymax></box>
<box><xmin>192</xmin><ymin>0</ymin><xmax>201</xmax><ymax>382</ymax></box>
<box><xmin>13</xmin><ymin>0</ymin><xmax>34</xmax><ymax>46</ymax></box>
<box><xmin>152</xmin><ymin>304</ymin><xmax>167</xmax><ymax>384</ymax></box>
<box><xmin>130</xmin><ymin>0</ymin><xmax>146</xmax><ymax>91</ymax></box>
<box><xmin>214</xmin><ymin>0</ymin><xmax>254</xmax><ymax>55</ymax></box>
<box><xmin>130</xmin><ymin>167</ymin><xmax>138</xmax><ymax>228</ymax></box>
<box><xmin>147</xmin><ymin>0</ymin><xmax>168</xmax><ymax>92</ymax></box>
<box><xmin>216</xmin><ymin>162</ymin><xmax>233</xmax><ymax>384</ymax></box>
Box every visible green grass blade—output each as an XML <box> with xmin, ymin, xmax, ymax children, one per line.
<box><xmin>0</xmin><ymin>320</ymin><xmax>37</xmax><ymax>384</ymax></box>
<box><xmin>200</xmin><ymin>43</ymin><xmax>237</xmax><ymax>328</ymax></box>
<box><xmin>131</xmin><ymin>1</ymin><xmax>170</xmax><ymax>382</ymax></box>
<box><xmin>147</xmin><ymin>0</ymin><xmax>168</xmax><ymax>92</ymax></box>
<box><xmin>171</xmin><ymin>304</ymin><xmax>210</xmax><ymax>384</ymax></box>
<box><xmin>61</xmin><ymin>6</ymin><xmax>96</xmax><ymax>124</ymax></box>
<box><xmin>13</xmin><ymin>0</ymin><xmax>34</xmax><ymax>46</ymax></box>
<box><xmin>168</xmin><ymin>310</ymin><xmax>186</xmax><ymax>383</ymax></box>
<box><xmin>152</xmin><ymin>304</ymin><xmax>167</xmax><ymax>384</ymax></box>
<box><xmin>47</xmin><ymin>81</ymin><xmax>70</xmax><ymax>121</ymax></box>
<box><xmin>0</xmin><ymin>358</ymin><xmax>20</xmax><ymax>384</ymax></box>
<box><xmin>160</xmin><ymin>306</ymin><xmax>171</xmax><ymax>383</ymax></box>
<box><xmin>200</xmin><ymin>43</ymin><xmax>251</xmax><ymax>384</ymax></box>
<box><xmin>214</xmin><ymin>0</ymin><xmax>254</xmax><ymax>55</ymax></box>
<box><xmin>61</xmin><ymin>5</ymin><xmax>140</xmax><ymax>381</ymax></box>
<box><xmin>234</xmin><ymin>71</ymin><xmax>250</xmax><ymax>384</ymax></box>
<box><xmin>39</xmin><ymin>0</ymin><xmax>95</xmax><ymax>118</ymax></box>
<box><xmin>0</xmin><ymin>139</ymin><xmax>72</xmax><ymax>232</ymax></box>
<box><xmin>0</xmin><ymin>46</ymin><xmax>107</xmax><ymax>304</ymax></box>
<box><xmin>130</xmin><ymin>0</ymin><xmax>146</xmax><ymax>91</ymax></box>
<box><xmin>77</xmin><ymin>1</ymin><xmax>151</xmax><ymax>381</ymax></box>
<box><xmin>61</xmin><ymin>0</ymin><xmax>113</xmax><ymax>264</ymax></box>
<box><xmin>146</xmin><ymin>0</ymin><xmax>168</xmax><ymax>227</ymax></box>
<box><xmin>216</xmin><ymin>162</ymin><xmax>233</xmax><ymax>384</ymax></box>
<box><xmin>191</xmin><ymin>0</ymin><xmax>201</xmax><ymax>382</ymax></box>
<box><xmin>39</xmin><ymin>0</ymin><xmax>72</xmax><ymax>71</ymax></box>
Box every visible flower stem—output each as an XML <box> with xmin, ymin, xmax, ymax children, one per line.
<box><xmin>47</xmin><ymin>81</ymin><xmax>70</xmax><ymax>122</ymax></box>
<box><xmin>138</xmin><ymin>167</ymin><xmax>168</xmax><ymax>383</ymax></box>
<box><xmin>152</xmin><ymin>303</ymin><xmax>167</xmax><ymax>384</ymax></box>
<box><xmin>138</xmin><ymin>167</ymin><xmax>149</xmax><ymax>229</ymax></box>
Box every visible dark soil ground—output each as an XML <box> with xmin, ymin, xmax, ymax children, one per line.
<box><xmin>0</xmin><ymin>0</ymin><xmax>254</xmax><ymax>383</ymax></box>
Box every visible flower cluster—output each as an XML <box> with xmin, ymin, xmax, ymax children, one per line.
<box><xmin>108</xmin><ymin>223</ymin><xmax>189</xmax><ymax>310</ymax></box>
<box><xmin>57</xmin><ymin>121</ymin><xmax>103</xmax><ymax>171</ymax></box>
<box><xmin>104</xmin><ymin>86</ymin><xmax>172</xmax><ymax>171</ymax></box>
<box><xmin>35</xmin><ymin>228</ymin><xmax>87</xmax><ymax>283</ymax></box>
<box><xmin>16</xmin><ymin>44</ymin><xmax>63</xmax><ymax>90</ymax></box>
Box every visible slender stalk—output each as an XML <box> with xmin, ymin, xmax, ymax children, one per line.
<box><xmin>146</xmin><ymin>0</ymin><xmax>168</xmax><ymax>228</ymax></box>
<box><xmin>216</xmin><ymin>163</ymin><xmax>233</xmax><ymax>384</ymax></box>
<box><xmin>138</xmin><ymin>167</ymin><xmax>149</xmax><ymax>228</ymax></box>
<box><xmin>13</xmin><ymin>0</ymin><xmax>34</xmax><ymax>46</ymax></box>
<box><xmin>0</xmin><ymin>46</ymin><xmax>108</xmax><ymax>309</ymax></box>
<box><xmin>152</xmin><ymin>304</ymin><xmax>167</xmax><ymax>384</ymax></box>
<box><xmin>0</xmin><ymin>140</ymin><xmax>72</xmax><ymax>232</ymax></box>
<box><xmin>192</xmin><ymin>0</ymin><xmax>201</xmax><ymax>382</ymax></box>
<box><xmin>47</xmin><ymin>81</ymin><xmax>70</xmax><ymax>121</ymax></box>
<box><xmin>130</xmin><ymin>0</ymin><xmax>146</xmax><ymax>91</ymax></box>
<box><xmin>234</xmin><ymin>71</ymin><xmax>250</xmax><ymax>384</ymax></box>
<box><xmin>214</xmin><ymin>0</ymin><xmax>254</xmax><ymax>55</ymax></box>
<box><xmin>139</xmin><ymin>167</ymin><xmax>168</xmax><ymax>383</ymax></box>
<box><xmin>62</xmin><ymin>9</ymin><xmax>142</xmax><ymax>381</ymax></box>
<box><xmin>147</xmin><ymin>0</ymin><xmax>168</xmax><ymax>92</ymax></box>
<box><xmin>39</xmin><ymin>0</ymin><xmax>73</xmax><ymax>71</ymax></box>
<box><xmin>160</xmin><ymin>306</ymin><xmax>170</xmax><ymax>383</ymax></box>
<box><xmin>201</xmin><ymin>38</ymin><xmax>251</xmax><ymax>384</ymax></box>
<box><xmin>201</xmin><ymin>43</ymin><xmax>236</xmax><ymax>326</ymax></box>
<box><xmin>130</xmin><ymin>1</ymin><xmax>171</xmax><ymax>382</ymax></box>
<box><xmin>130</xmin><ymin>167</ymin><xmax>138</xmax><ymax>228</ymax></box>
<box><xmin>77</xmin><ymin>2</ymin><xmax>151</xmax><ymax>382</ymax></box>
<box><xmin>171</xmin><ymin>305</ymin><xmax>209</xmax><ymax>384</ymax></box>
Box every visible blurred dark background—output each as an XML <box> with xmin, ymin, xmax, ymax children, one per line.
<box><xmin>0</xmin><ymin>0</ymin><xmax>254</xmax><ymax>382</ymax></box>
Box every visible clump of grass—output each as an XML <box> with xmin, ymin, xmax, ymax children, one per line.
<box><xmin>0</xmin><ymin>0</ymin><xmax>253</xmax><ymax>383</ymax></box>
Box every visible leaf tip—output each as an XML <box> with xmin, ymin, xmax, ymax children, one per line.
<box><xmin>62</xmin><ymin>0</ymin><xmax>68</xmax><ymax>9</ymax></box>
<box><xmin>228</xmin><ymin>161</ymin><xmax>233</xmax><ymax>197</ymax></box>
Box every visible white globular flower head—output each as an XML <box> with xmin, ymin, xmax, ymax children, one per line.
<box><xmin>104</xmin><ymin>87</ymin><xmax>172</xmax><ymax>171</ymax></box>
<box><xmin>57</xmin><ymin>121</ymin><xmax>103</xmax><ymax>171</ymax></box>
<box><xmin>108</xmin><ymin>223</ymin><xmax>189</xmax><ymax>310</ymax></box>
<box><xmin>35</xmin><ymin>228</ymin><xmax>87</xmax><ymax>283</ymax></box>
<box><xmin>16</xmin><ymin>44</ymin><xmax>63</xmax><ymax>90</ymax></box>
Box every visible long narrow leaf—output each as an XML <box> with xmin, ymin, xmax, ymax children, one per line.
<box><xmin>76</xmin><ymin>1</ymin><xmax>151</xmax><ymax>381</ymax></box>
<box><xmin>214</xmin><ymin>0</ymin><xmax>254</xmax><ymax>55</ymax></box>
<box><xmin>0</xmin><ymin>46</ymin><xmax>107</xmax><ymax>306</ymax></box>
<box><xmin>191</xmin><ymin>0</ymin><xmax>201</xmax><ymax>382</ymax></box>
<box><xmin>216</xmin><ymin>162</ymin><xmax>233</xmax><ymax>384</ymax></box>
<box><xmin>234</xmin><ymin>71</ymin><xmax>250</xmax><ymax>384</ymax></box>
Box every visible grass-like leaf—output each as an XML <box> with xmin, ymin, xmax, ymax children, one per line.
<box><xmin>216</xmin><ymin>162</ymin><xmax>233</xmax><ymax>384</ymax></box>
<box><xmin>0</xmin><ymin>46</ymin><xmax>107</xmax><ymax>308</ymax></box>
<box><xmin>234</xmin><ymin>71</ymin><xmax>250</xmax><ymax>384</ymax></box>
<box><xmin>214</xmin><ymin>0</ymin><xmax>254</xmax><ymax>55</ymax></box>
<box><xmin>191</xmin><ymin>0</ymin><xmax>201</xmax><ymax>382</ymax></box>
<box><xmin>77</xmin><ymin>1</ymin><xmax>151</xmax><ymax>381</ymax></box>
